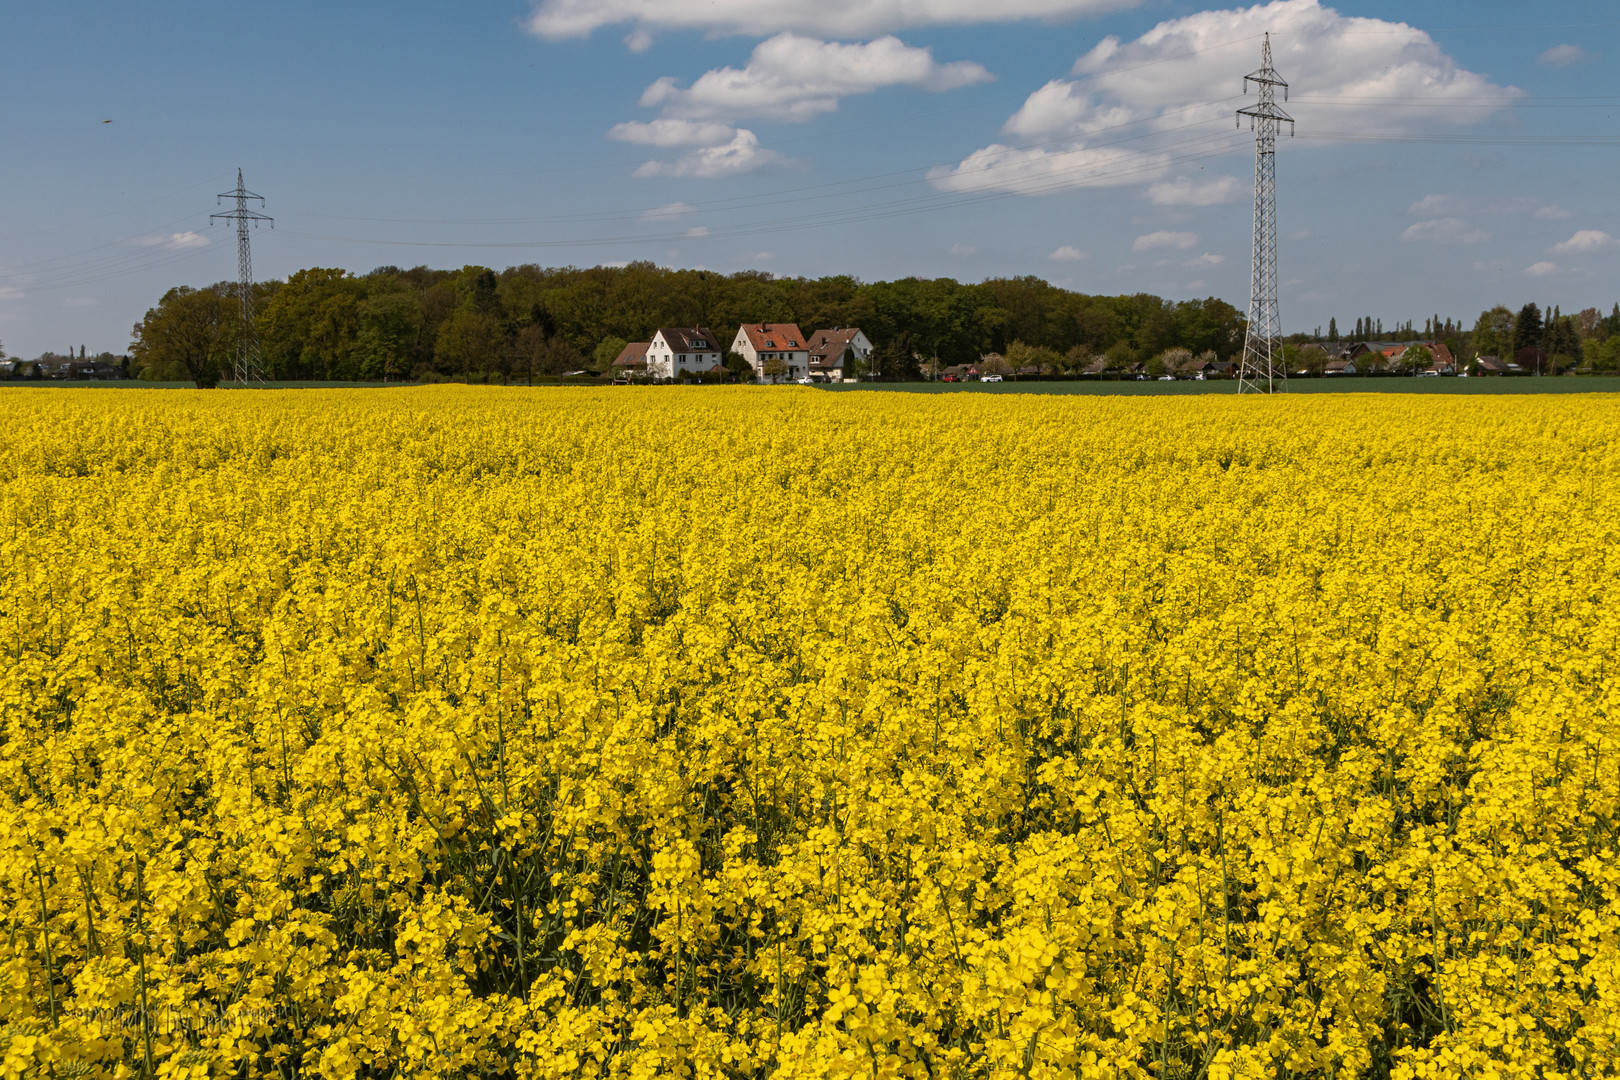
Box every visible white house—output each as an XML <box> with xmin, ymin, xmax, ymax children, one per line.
<box><xmin>733</xmin><ymin>323</ymin><xmax>809</xmax><ymax>382</ymax></box>
<box><xmin>647</xmin><ymin>328</ymin><xmax>721</xmax><ymax>379</ymax></box>
<box><xmin>806</xmin><ymin>328</ymin><xmax>873</xmax><ymax>383</ymax></box>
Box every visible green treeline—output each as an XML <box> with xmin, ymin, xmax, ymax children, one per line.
<box><xmin>128</xmin><ymin>262</ymin><xmax>1246</xmax><ymax>384</ymax></box>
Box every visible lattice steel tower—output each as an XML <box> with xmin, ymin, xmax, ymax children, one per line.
<box><xmin>1236</xmin><ymin>35</ymin><xmax>1293</xmax><ymax>394</ymax></box>
<box><xmin>211</xmin><ymin>170</ymin><xmax>273</xmax><ymax>384</ymax></box>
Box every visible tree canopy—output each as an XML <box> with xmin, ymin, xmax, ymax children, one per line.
<box><xmin>128</xmin><ymin>263</ymin><xmax>1247</xmax><ymax>382</ymax></box>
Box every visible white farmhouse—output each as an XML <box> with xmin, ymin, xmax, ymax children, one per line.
<box><xmin>733</xmin><ymin>323</ymin><xmax>809</xmax><ymax>382</ymax></box>
<box><xmin>806</xmin><ymin>328</ymin><xmax>873</xmax><ymax>383</ymax></box>
<box><xmin>646</xmin><ymin>328</ymin><xmax>722</xmax><ymax>379</ymax></box>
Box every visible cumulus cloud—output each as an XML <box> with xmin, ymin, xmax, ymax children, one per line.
<box><xmin>929</xmin><ymin>143</ymin><xmax>1172</xmax><ymax>196</ymax></box>
<box><xmin>1400</xmin><ymin>218</ymin><xmax>1488</xmax><ymax>245</ymax></box>
<box><xmin>1134</xmin><ymin>230</ymin><xmax>1197</xmax><ymax>251</ymax></box>
<box><xmin>1538</xmin><ymin>45</ymin><xmax>1589</xmax><ymax>67</ymax></box>
<box><xmin>1525</xmin><ymin>261</ymin><xmax>1560</xmax><ymax>277</ymax></box>
<box><xmin>931</xmin><ymin>0</ymin><xmax>1517</xmax><ymax>196</ymax></box>
<box><xmin>1184</xmin><ymin>252</ymin><xmax>1225</xmax><ymax>267</ymax></box>
<box><xmin>134</xmin><ymin>231</ymin><xmax>211</xmax><ymax>250</ymax></box>
<box><xmin>1551</xmin><ymin>230</ymin><xmax>1614</xmax><ymax>254</ymax></box>
<box><xmin>527</xmin><ymin>0</ymin><xmax>1141</xmax><ymax>41</ymax></box>
<box><xmin>623</xmin><ymin>33</ymin><xmax>990</xmax><ymax>177</ymax></box>
<box><xmin>1409</xmin><ymin>193</ymin><xmax>1569</xmax><ymax>219</ymax></box>
<box><xmin>633</xmin><ymin>129</ymin><xmax>791</xmax><ymax>178</ymax></box>
<box><xmin>609</xmin><ymin>119</ymin><xmax>738</xmax><ymax>146</ymax></box>
<box><xmin>640</xmin><ymin>202</ymin><xmax>697</xmax><ymax>221</ymax></box>
<box><xmin>639</xmin><ymin>34</ymin><xmax>991</xmax><ymax>123</ymax></box>
<box><xmin>1148</xmin><ymin>175</ymin><xmax>1245</xmax><ymax>206</ymax></box>
<box><xmin>1049</xmin><ymin>245</ymin><xmax>1087</xmax><ymax>261</ymax></box>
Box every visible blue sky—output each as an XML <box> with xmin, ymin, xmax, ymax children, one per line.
<box><xmin>2</xmin><ymin>0</ymin><xmax>1617</xmax><ymax>356</ymax></box>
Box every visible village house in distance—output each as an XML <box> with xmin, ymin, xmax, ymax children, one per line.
<box><xmin>612</xmin><ymin>323</ymin><xmax>873</xmax><ymax>383</ymax></box>
<box><xmin>614</xmin><ymin>328</ymin><xmax>723</xmax><ymax>380</ymax></box>
<box><xmin>732</xmin><ymin>323</ymin><xmax>809</xmax><ymax>382</ymax></box>
<box><xmin>806</xmin><ymin>328</ymin><xmax>873</xmax><ymax>382</ymax></box>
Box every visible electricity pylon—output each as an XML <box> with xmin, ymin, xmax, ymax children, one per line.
<box><xmin>1236</xmin><ymin>34</ymin><xmax>1293</xmax><ymax>394</ymax></box>
<box><xmin>211</xmin><ymin>170</ymin><xmax>273</xmax><ymax>384</ymax></box>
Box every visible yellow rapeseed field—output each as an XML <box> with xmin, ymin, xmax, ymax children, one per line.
<box><xmin>1</xmin><ymin>386</ymin><xmax>1617</xmax><ymax>1080</ymax></box>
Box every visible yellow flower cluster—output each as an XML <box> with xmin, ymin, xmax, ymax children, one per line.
<box><xmin>1</xmin><ymin>386</ymin><xmax>1617</xmax><ymax>1079</ymax></box>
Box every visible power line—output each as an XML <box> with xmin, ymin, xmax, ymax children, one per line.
<box><xmin>211</xmin><ymin>170</ymin><xmax>272</xmax><ymax>385</ymax></box>
<box><xmin>1237</xmin><ymin>33</ymin><xmax>1292</xmax><ymax>396</ymax></box>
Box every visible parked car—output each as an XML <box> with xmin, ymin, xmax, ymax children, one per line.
<box><xmin>941</xmin><ymin>374</ymin><xmax>960</xmax><ymax>382</ymax></box>
<box><xmin>1158</xmin><ymin>375</ymin><xmax>1175</xmax><ymax>381</ymax></box>
<box><xmin>981</xmin><ymin>374</ymin><xmax>1002</xmax><ymax>383</ymax></box>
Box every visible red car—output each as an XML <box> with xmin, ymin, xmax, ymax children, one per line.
<box><xmin>941</xmin><ymin>374</ymin><xmax>960</xmax><ymax>382</ymax></box>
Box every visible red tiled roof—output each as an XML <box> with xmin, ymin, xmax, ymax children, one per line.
<box><xmin>738</xmin><ymin>323</ymin><xmax>806</xmax><ymax>352</ymax></box>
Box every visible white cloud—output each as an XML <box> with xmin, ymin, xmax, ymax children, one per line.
<box><xmin>1410</xmin><ymin>194</ymin><xmax>1570</xmax><ymax>220</ymax></box>
<box><xmin>1049</xmin><ymin>245</ymin><xmax>1087</xmax><ymax>261</ymax></box>
<box><xmin>1539</xmin><ymin>44</ymin><xmax>1589</xmax><ymax>67</ymax></box>
<box><xmin>1526</xmin><ymin>261</ymin><xmax>1560</xmax><ymax>277</ymax></box>
<box><xmin>949</xmin><ymin>243</ymin><xmax>978</xmax><ymax>256</ymax></box>
<box><xmin>933</xmin><ymin>0</ymin><xmax>1517</xmax><ymax>196</ymax></box>
<box><xmin>928</xmin><ymin>142</ymin><xmax>1171</xmax><ymax>195</ymax></box>
<box><xmin>634</xmin><ymin>129</ymin><xmax>791</xmax><ymax>178</ymax></box>
<box><xmin>685</xmin><ymin>226</ymin><xmax>712</xmax><ymax>238</ymax></box>
<box><xmin>1003</xmin><ymin>79</ymin><xmax>1137</xmax><ymax>138</ymax></box>
<box><xmin>1407</xmin><ymin>194</ymin><xmax>1456</xmax><ymax>216</ymax></box>
<box><xmin>609</xmin><ymin>119</ymin><xmax>738</xmax><ymax>146</ymax></box>
<box><xmin>1148</xmin><ymin>175</ymin><xmax>1244</xmax><ymax>206</ymax></box>
<box><xmin>1551</xmin><ymin>230</ymin><xmax>1614</xmax><ymax>254</ymax></box>
<box><xmin>527</xmin><ymin>0</ymin><xmax>1142</xmax><ymax>41</ymax></box>
<box><xmin>640</xmin><ymin>201</ymin><xmax>697</xmax><ymax>221</ymax></box>
<box><xmin>625</xmin><ymin>28</ymin><xmax>655</xmax><ymax>52</ymax></box>
<box><xmin>1134</xmin><ymin>230</ymin><xmax>1198</xmax><ymax>252</ymax></box>
<box><xmin>1400</xmin><ymin>218</ymin><xmax>1488</xmax><ymax>245</ymax></box>
<box><xmin>1184</xmin><ymin>252</ymin><xmax>1224</xmax><ymax>267</ymax></box>
<box><xmin>622</xmin><ymin>32</ymin><xmax>990</xmax><ymax>178</ymax></box>
<box><xmin>639</xmin><ymin>33</ymin><xmax>991</xmax><ymax>123</ymax></box>
<box><xmin>0</xmin><ymin>287</ymin><xmax>24</xmax><ymax>300</ymax></box>
<box><xmin>134</xmin><ymin>231</ymin><xmax>211</xmax><ymax>250</ymax></box>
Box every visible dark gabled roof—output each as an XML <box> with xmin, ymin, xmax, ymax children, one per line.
<box><xmin>806</xmin><ymin>327</ymin><xmax>864</xmax><ymax>363</ymax></box>
<box><xmin>657</xmin><ymin>328</ymin><xmax>717</xmax><ymax>352</ymax></box>
<box><xmin>613</xmin><ymin>341</ymin><xmax>651</xmax><ymax>367</ymax></box>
